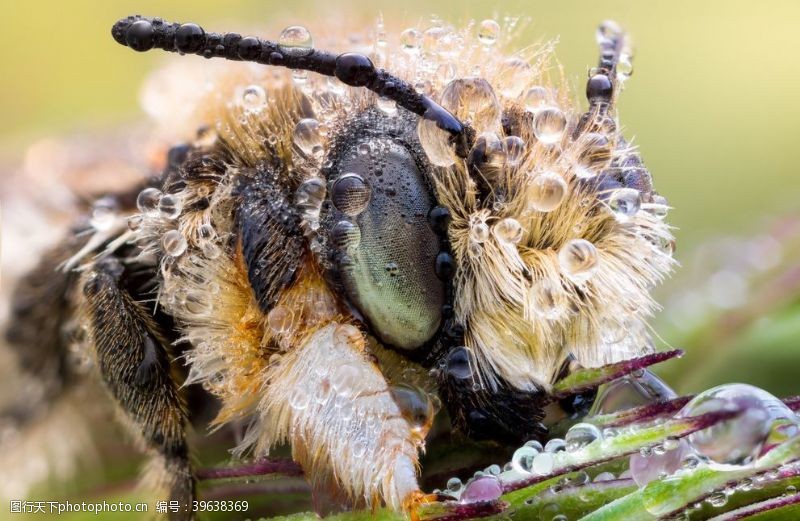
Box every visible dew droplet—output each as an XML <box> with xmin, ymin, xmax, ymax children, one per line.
<box><xmin>159</xmin><ymin>194</ymin><xmax>183</xmax><ymax>220</ymax></box>
<box><xmin>523</xmin><ymin>86</ymin><xmax>550</xmax><ymax>112</ymax></box>
<box><xmin>511</xmin><ymin>445</ymin><xmax>539</xmax><ymax>474</ymax></box>
<box><xmin>278</xmin><ymin>25</ymin><xmax>314</xmax><ymax>57</ymax></box>
<box><xmin>331</xmin><ymin>364</ymin><xmax>360</xmax><ymax>397</ymax></box>
<box><xmin>461</xmin><ymin>476</ymin><xmax>503</xmax><ymax>503</ymax></box>
<box><xmin>529</xmin><ymin>171</ymin><xmax>568</xmax><ymax>212</ymax></box>
<box><xmin>440</xmin><ymin>78</ymin><xmax>502</xmax><ymax>133</ymax></box>
<box><xmin>446</xmin><ymin>477</ymin><xmax>463</xmax><ymax>493</ymax></box>
<box><xmin>558</xmin><ymin>239</ymin><xmax>599</xmax><ymax>282</ymax></box>
<box><xmin>469</xmin><ymin>217</ymin><xmax>490</xmax><ymax>244</ymax></box>
<box><xmin>544</xmin><ymin>438</ymin><xmax>566</xmax><ymax>453</ymax></box>
<box><xmin>376</xmin><ymin>96</ymin><xmax>397</xmax><ymax>115</ymax></box>
<box><xmin>504</xmin><ymin>136</ymin><xmax>526</xmax><ymax>167</ymax></box>
<box><xmin>531</xmin><ymin>452</ymin><xmax>555</xmax><ymax>475</ymax></box>
<box><xmin>565</xmin><ymin>423</ymin><xmax>602</xmax><ymax>451</ymax></box>
<box><xmin>572</xmin><ymin>132</ymin><xmax>612</xmax><ymax>180</ymax></box>
<box><xmin>267</xmin><ymin>305</ymin><xmax>293</xmax><ymax>335</ymax></box>
<box><xmin>418</xmin><ymin>118</ymin><xmax>455</xmax><ymax>166</ymax></box>
<box><xmin>137</xmin><ymin>187</ymin><xmax>162</xmax><ymax>213</ymax></box>
<box><xmin>293</xmin><ymin>118</ymin><xmax>323</xmax><ymax>159</ymax></box>
<box><xmin>161</xmin><ymin>230</ymin><xmax>187</xmax><ymax>257</ymax></box>
<box><xmin>678</xmin><ymin>383</ymin><xmax>799</xmax><ymax>466</ymax></box>
<box><xmin>533</xmin><ymin>107</ymin><xmax>567</xmax><ymax>145</ymax></box>
<box><xmin>493</xmin><ymin>218</ymin><xmax>523</xmax><ymax>244</ymax></box>
<box><xmin>90</xmin><ymin>197</ymin><xmax>118</xmax><ymax>231</ymax></box>
<box><xmin>331</xmin><ymin>173</ymin><xmax>370</xmax><ymax>216</ymax></box>
<box><xmin>400</xmin><ymin>28</ymin><xmax>422</xmax><ymax>54</ymax></box>
<box><xmin>630</xmin><ymin>438</ymin><xmax>692</xmax><ymax>487</ymax></box>
<box><xmin>608</xmin><ymin>188</ymin><xmax>642</xmax><ymax>221</ymax></box>
<box><xmin>241</xmin><ymin>85</ymin><xmax>267</xmax><ymax>111</ymax></box>
<box><xmin>289</xmin><ymin>388</ymin><xmax>310</xmax><ymax>410</ymax></box>
<box><xmin>198</xmin><ymin>223</ymin><xmax>216</xmax><ymax>241</ymax></box>
<box><xmin>295</xmin><ymin>177</ymin><xmax>326</xmax><ymax>223</ymax></box>
<box><xmin>330</xmin><ymin>220</ymin><xmax>361</xmax><ymax>251</ymax></box>
<box><xmin>496</xmin><ymin>58</ymin><xmax>531</xmax><ymax>98</ymax></box>
<box><xmin>477</xmin><ymin>19</ymin><xmax>500</xmax><ymax>46</ymax></box>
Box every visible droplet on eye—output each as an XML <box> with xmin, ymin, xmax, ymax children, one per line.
<box><xmin>241</xmin><ymin>85</ymin><xmax>267</xmax><ymax>111</ymax></box>
<box><xmin>477</xmin><ymin>19</ymin><xmax>500</xmax><ymax>46</ymax></box>
<box><xmin>529</xmin><ymin>170</ymin><xmax>568</xmax><ymax>212</ymax></box>
<box><xmin>493</xmin><ymin>218</ymin><xmax>523</xmax><ymax>244</ymax></box>
<box><xmin>161</xmin><ymin>230</ymin><xmax>187</xmax><ymax>258</ymax></box>
<box><xmin>293</xmin><ymin>118</ymin><xmax>323</xmax><ymax>160</ymax></box>
<box><xmin>533</xmin><ymin>107</ymin><xmax>567</xmax><ymax>145</ymax></box>
<box><xmin>278</xmin><ymin>25</ymin><xmax>314</xmax><ymax>57</ymax></box>
<box><xmin>440</xmin><ymin>78</ymin><xmax>501</xmax><ymax>134</ymax></box>
<box><xmin>608</xmin><ymin>188</ymin><xmax>642</xmax><ymax>221</ymax></box>
<box><xmin>330</xmin><ymin>220</ymin><xmax>361</xmax><ymax>251</ymax></box>
<box><xmin>558</xmin><ymin>239</ymin><xmax>599</xmax><ymax>282</ymax></box>
<box><xmin>331</xmin><ymin>173</ymin><xmax>371</xmax><ymax>216</ymax></box>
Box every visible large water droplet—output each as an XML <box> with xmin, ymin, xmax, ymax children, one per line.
<box><xmin>417</xmin><ymin>118</ymin><xmax>455</xmax><ymax>167</ymax></box>
<box><xmin>494</xmin><ymin>218</ymin><xmax>523</xmax><ymax>244</ymax></box>
<box><xmin>477</xmin><ymin>19</ymin><xmax>500</xmax><ymax>46</ymax></box>
<box><xmin>496</xmin><ymin>58</ymin><xmax>531</xmax><ymax>98</ymax></box>
<box><xmin>278</xmin><ymin>26</ymin><xmax>314</xmax><ymax>57</ymax></box>
<box><xmin>630</xmin><ymin>438</ymin><xmax>692</xmax><ymax>487</ymax></box>
<box><xmin>461</xmin><ymin>476</ymin><xmax>503</xmax><ymax>503</ymax></box>
<box><xmin>529</xmin><ymin>171</ymin><xmax>568</xmax><ymax>212</ymax></box>
<box><xmin>533</xmin><ymin>107</ymin><xmax>567</xmax><ymax>145</ymax></box>
<box><xmin>293</xmin><ymin>118</ymin><xmax>323</xmax><ymax>159</ymax></box>
<box><xmin>161</xmin><ymin>230</ymin><xmax>187</xmax><ymax>257</ymax></box>
<box><xmin>678</xmin><ymin>383</ymin><xmax>799</xmax><ymax>466</ymax></box>
<box><xmin>565</xmin><ymin>423</ymin><xmax>602</xmax><ymax>451</ymax></box>
<box><xmin>531</xmin><ymin>452</ymin><xmax>555</xmax><ymax>475</ymax></box>
<box><xmin>608</xmin><ymin>188</ymin><xmax>642</xmax><ymax>221</ymax></box>
<box><xmin>558</xmin><ymin>239</ymin><xmax>599</xmax><ymax>282</ymax></box>
<box><xmin>440</xmin><ymin>78</ymin><xmax>502</xmax><ymax>133</ymax></box>
<box><xmin>331</xmin><ymin>173</ymin><xmax>370</xmax><ymax>216</ymax></box>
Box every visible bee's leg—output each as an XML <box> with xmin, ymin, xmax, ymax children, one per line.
<box><xmin>83</xmin><ymin>256</ymin><xmax>193</xmax><ymax>519</ymax></box>
<box><xmin>259</xmin><ymin>322</ymin><xmax>429</xmax><ymax>512</ymax></box>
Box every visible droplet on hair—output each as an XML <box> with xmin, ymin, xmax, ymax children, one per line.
<box><xmin>608</xmin><ymin>188</ymin><xmax>642</xmax><ymax>221</ymax></box>
<box><xmin>477</xmin><ymin>19</ymin><xmax>500</xmax><ymax>46</ymax></box>
<box><xmin>267</xmin><ymin>306</ymin><xmax>293</xmax><ymax>335</ymax></box>
<box><xmin>558</xmin><ymin>239</ymin><xmax>599</xmax><ymax>282</ymax></box>
<box><xmin>137</xmin><ymin>187</ymin><xmax>162</xmax><ymax>213</ymax></box>
<box><xmin>293</xmin><ymin>118</ymin><xmax>323</xmax><ymax>159</ymax></box>
<box><xmin>159</xmin><ymin>194</ymin><xmax>183</xmax><ymax>220</ymax></box>
<box><xmin>532</xmin><ymin>107</ymin><xmax>567</xmax><ymax>145</ymax></box>
<box><xmin>529</xmin><ymin>170</ymin><xmax>568</xmax><ymax>212</ymax></box>
<box><xmin>161</xmin><ymin>230</ymin><xmax>187</xmax><ymax>257</ymax></box>
<box><xmin>440</xmin><ymin>78</ymin><xmax>501</xmax><ymax>133</ymax></box>
<box><xmin>493</xmin><ymin>218</ymin><xmax>523</xmax><ymax>244</ymax></box>
<box><xmin>523</xmin><ymin>86</ymin><xmax>551</xmax><ymax>112</ymax></box>
<box><xmin>400</xmin><ymin>28</ymin><xmax>422</xmax><ymax>54</ymax></box>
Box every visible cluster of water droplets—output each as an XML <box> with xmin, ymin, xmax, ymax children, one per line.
<box><xmin>133</xmin><ymin>187</ymin><xmax>189</xmax><ymax>258</ymax></box>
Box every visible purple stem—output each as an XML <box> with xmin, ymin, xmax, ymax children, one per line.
<box><xmin>197</xmin><ymin>457</ymin><xmax>304</xmax><ymax>481</ymax></box>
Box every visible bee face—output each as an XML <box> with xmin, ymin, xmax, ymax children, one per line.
<box><xmin>4</xmin><ymin>15</ymin><xmax>676</xmax><ymax>516</ymax></box>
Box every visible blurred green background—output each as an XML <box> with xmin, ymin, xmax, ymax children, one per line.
<box><xmin>2</xmin><ymin>0</ymin><xmax>800</xmax><ymax>518</ymax></box>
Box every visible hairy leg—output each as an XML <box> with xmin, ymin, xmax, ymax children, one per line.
<box><xmin>253</xmin><ymin>322</ymin><xmax>428</xmax><ymax>511</ymax></box>
<box><xmin>83</xmin><ymin>257</ymin><xmax>193</xmax><ymax>519</ymax></box>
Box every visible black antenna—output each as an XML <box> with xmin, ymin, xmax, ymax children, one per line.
<box><xmin>112</xmin><ymin>16</ymin><xmax>468</xmax><ymax>147</ymax></box>
<box><xmin>585</xmin><ymin>20</ymin><xmax>629</xmax><ymax>108</ymax></box>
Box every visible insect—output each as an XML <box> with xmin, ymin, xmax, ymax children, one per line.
<box><xmin>3</xmin><ymin>13</ymin><xmax>675</xmax><ymax>519</ymax></box>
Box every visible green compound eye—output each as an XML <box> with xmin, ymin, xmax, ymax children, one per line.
<box><xmin>325</xmin><ymin>134</ymin><xmax>444</xmax><ymax>351</ymax></box>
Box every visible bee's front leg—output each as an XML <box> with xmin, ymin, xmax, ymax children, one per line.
<box><xmin>82</xmin><ymin>257</ymin><xmax>194</xmax><ymax>520</ymax></box>
<box><xmin>257</xmin><ymin>322</ymin><xmax>428</xmax><ymax>513</ymax></box>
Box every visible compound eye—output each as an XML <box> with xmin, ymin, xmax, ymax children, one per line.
<box><xmin>326</xmin><ymin>137</ymin><xmax>444</xmax><ymax>350</ymax></box>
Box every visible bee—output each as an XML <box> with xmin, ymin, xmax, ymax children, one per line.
<box><xmin>3</xmin><ymin>13</ymin><xmax>675</xmax><ymax>519</ymax></box>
